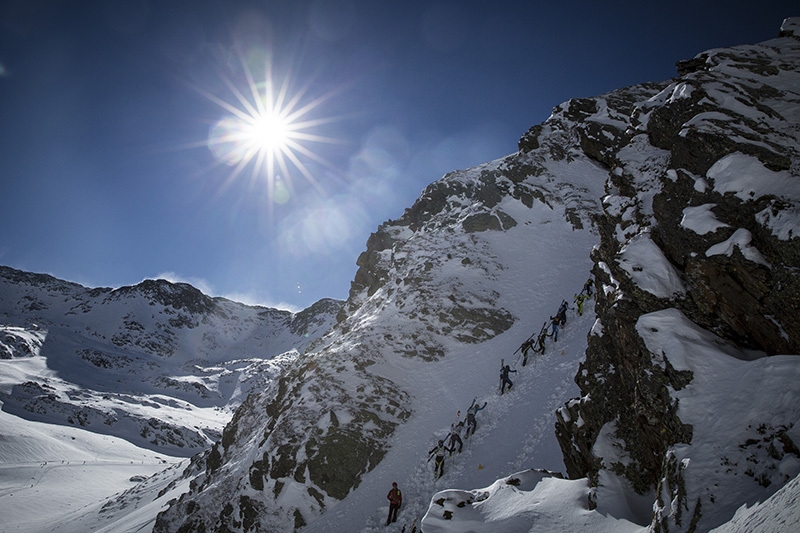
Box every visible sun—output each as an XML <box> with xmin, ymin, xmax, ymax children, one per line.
<box><xmin>249</xmin><ymin>111</ymin><xmax>290</xmax><ymax>152</ymax></box>
<box><xmin>199</xmin><ymin>47</ymin><xmax>342</xmax><ymax>208</ymax></box>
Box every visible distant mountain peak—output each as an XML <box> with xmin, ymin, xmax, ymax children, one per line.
<box><xmin>0</xmin><ymin>268</ymin><xmax>342</xmax><ymax>456</ymax></box>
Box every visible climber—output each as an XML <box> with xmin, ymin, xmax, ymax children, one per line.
<box><xmin>583</xmin><ymin>277</ymin><xmax>594</xmax><ymax>297</ymax></box>
<box><xmin>465</xmin><ymin>398</ymin><xmax>487</xmax><ymax>438</ymax></box>
<box><xmin>574</xmin><ymin>292</ymin><xmax>588</xmax><ymax>316</ymax></box>
<box><xmin>549</xmin><ymin>316</ymin><xmax>560</xmax><ymax>342</ymax></box>
<box><xmin>557</xmin><ymin>300</ymin><xmax>568</xmax><ymax>325</ymax></box>
<box><xmin>428</xmin><ymin>439</ymin><xmax>453</xmax><ymax>479</ymax></box>
<box><xmin>535</xmin><ymin>328</ymin><xmax>547</xmax><ymax>354</ymax></box>
<box><xmin>519</xmin><ymin>337</ymin><xmax>535</xmax><ymax>366</ymax></box>
<box><xmin>448</xmin><ymin>421</ymin><xmax>464</xmax><ymax>454</ymax></box>
<box><xmin>500</xmin><ymin>364</ymin><xmax>516</xmax><ymax>395</ymax></box>
<box><xmin>386</xmin><ymin>481</ymin><xmax>402</xmax><ymax>525</ymax></box>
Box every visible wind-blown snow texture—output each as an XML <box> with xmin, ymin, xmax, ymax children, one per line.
<box><xmin>3</xmin><ymin>16</ymin><xmax>800</xmax><ymax>533</ymax></box>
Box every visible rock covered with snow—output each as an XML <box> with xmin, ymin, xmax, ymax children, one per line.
<box><xmin>780</xmin><ymin>16</ymin><xmax>800</xmax><ymax>39</ymax></box>
<box><xmin>554</xmin><ymin>17</ymin><xmax>800</xmax><ymax>533</ymax></box>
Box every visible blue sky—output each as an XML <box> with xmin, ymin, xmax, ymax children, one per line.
<box><xmin>0</xmin><ymin>1</ymin><xmax>795</xmax><ymax>311</ymax></box>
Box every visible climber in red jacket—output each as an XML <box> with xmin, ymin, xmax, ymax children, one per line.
<box><xmin>386</xmin><ymin>481</ymin><xmax>402</xmax><ymax>525</ymax></box>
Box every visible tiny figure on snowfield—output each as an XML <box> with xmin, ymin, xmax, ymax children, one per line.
<box><xmin>386</xmin><ymin>482</ymin><xmax>402</xmax><ymax>525</ymax></box>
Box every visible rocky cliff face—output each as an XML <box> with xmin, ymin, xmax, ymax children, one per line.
<box><xmin>554</xmin><ymin>17</ymin><xmax>800</xmax><ymax>532</ymax></box>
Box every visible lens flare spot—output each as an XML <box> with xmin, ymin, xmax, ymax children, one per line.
<box><xmin>273</xmin><ymin>176</ymin><xmax>291</xmax><ymax>204</ymax></box>
<box><xmin>278</xmin><ymin>196</ymin><xmax>367</xmax><ymax>260</ymax></box>
<box><xmin>208</xmin><ymin>118</ymin><xmax>242</xmax><ymax>165</ymax></box>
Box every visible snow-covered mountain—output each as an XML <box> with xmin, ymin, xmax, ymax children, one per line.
<box><xmin>0</xmin><ymin>267</ymin><xmax>342</xmax><ymax>455</ymax></box>
<box><xmin>151</xmin><ymin>147</ymin><xmax>605</xmax><ymax>531</ymax></box>
<box><xmin>148</xmin><ymin>17</ymin><xmax>800</xmax><ymax>533</ymax></box>
<box><xmin>2</xmin><ymin>16</ymin><xmax>800</xmax><ymax>533</ymax></box>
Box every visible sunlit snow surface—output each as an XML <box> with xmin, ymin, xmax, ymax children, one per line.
<box><xmin>0</xmin><ymin>407</ymin><xmax>188</xmax><ymax>533</ymax></box>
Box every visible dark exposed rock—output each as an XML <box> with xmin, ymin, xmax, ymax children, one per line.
<box><xmin>109</xmin><ymin>279</ymin><xmax>222</xmax><ymax>316</ymax></box>
<box><xmin>555</xmin><ymin>20</ymin><xmax>800</xmax><ymax>532</ymax></box>
<box><xmin>676</xmin><ymin>54</ymin><xmax>710</xmax><ymax>76</ymax></box>
<box><xmin>518</xmin><ymin>124</ymin><xmax>543</xmax><ymax>152</ymax></box>
<box><xmin>463</xmin><ymin>212</ymin><xmax>502</xmax><ymax>232</ymax></box>
<box><xmin>649</xmin><ymin>166</ymin><xmax>800</xmax><ymax>355</ymax></box>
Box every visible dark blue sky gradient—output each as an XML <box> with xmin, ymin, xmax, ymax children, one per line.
<box><xmin>0</xmin><ymin>1</ymin><xmax>796</xmax><ymax>309</ymax></box>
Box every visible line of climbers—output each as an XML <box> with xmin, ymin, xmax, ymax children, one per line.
<box><xmin>385</xmin><ymin>402</ymin><xmax>484</xmax><ymax>528</ymax></box>
<box><xmin>394</xmin><ymin>277</ymin><xmax>595</xmax><ymax>530</ymax></box>
<box><xmin>513</xmin><ymin>276</ymin><xmax>593</xmax><ymax>372</ymax></box>
<box><xmin>428</xmin><ymin>276</ymin><xmax>596</xmax><ymax>477</ymax></box>
<box><xmin>427</xmin><ymin>396</ymin><xmax>486</xmax><ymax>481</ymax></box>
<box><xmin>432</xmin><ymin>276</ymin><xmax>596</xmax><ymax>475</ymax></box>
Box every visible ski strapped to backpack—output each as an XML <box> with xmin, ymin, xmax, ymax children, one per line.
<box><xmin>512</xmin><ymin>329</ymin><xmax>537</xmax><ymax>356</ymax></box>
<box><xmin>498</xmin><ymin>358</ymin><xmax>504</xmax><ymax>394</ymax></box>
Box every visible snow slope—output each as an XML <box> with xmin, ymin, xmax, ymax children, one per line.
<box><xmin>303</xmin><ymin>169</ymin><xmax>604</xmax><ymax>532</ymax></box>
<box><xmin>414</xmin><ymin>306</ymin><xmax>800</xmax><ymax>533</ymax></box>
<box><xmin>0</xmin><ymin>271</ymin><xmax>341</xmax><ymax>456</ymax></box>
<box><xmin>415</xmin><ymin>16</ymin><xmax>800</xmax><ymax>533</ymax></box>
<box><xmin>0</xmin><ymin>407</ymin><xmax>186</xmax><ymax>533</ymax></box>
<box><xmin>710</xmin><ymin>468</ymin><xmax>800</xmax><ymax>533</ymax></box>
<box><xmin>148</xmin><ymin>147</ymin><xmax>613</xmax><ymax>532</ymax></box>
<box><xmin>0</xmin><ymin>273</ymin><xmax>341</xmax><ymax>531</ymax></box>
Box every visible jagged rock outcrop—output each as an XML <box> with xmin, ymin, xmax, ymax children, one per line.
<box><xmin>153</xmin><ymin>341</ymin><xmax>412</xmax><ymax>532</ymax></box>
<box><xmin>555</xmin><ymin>17</ymin><xmax>800</xmax><ymax>532</ymax></box>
